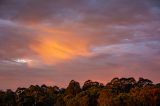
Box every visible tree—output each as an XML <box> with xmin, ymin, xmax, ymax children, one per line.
<box><xmin>0</xmin><ymin>90</ymin><xmax>5</xmax><ymax>105</ymax></box>
<box><xmin>112</xmin><ymin>93</ymin><xmax>134</xmax><ymax>106</ymax></box>
<box><xmin>0</xmin><ymin>77</ymin><xmax>160</xmax><ymax>106</ymax></box>
<box><xmin>22</xmin><ymin>96</ymin><xmax>35</xmax><ymax>106</ymax></box>
<box><xmin>137</xmin><ymin>77</ymin><xmax>153</xmax><ymax>87</ymax></box>
<box><xmin>66</xmin><ymin>80</ymin><xmax>81</xmax><ymax>96</ymax></box>
<box><xmin>107</xmin><ymin>77</ymin><xmax>136</xmax><ymax>94</ymax></box>
<box><xmin>98</xmin><ymin>89</ymin><xmax>113</xmax><ymax>106</ymax></box>
<box><xmin>82</xmin><ymin>80</ymin><xmax>104</xmax><ymax>90</ymax></box>
<box><xmin>4</xmin><ymin>89</ymin><xmax>16</xmax><ymax>106</ymax></box>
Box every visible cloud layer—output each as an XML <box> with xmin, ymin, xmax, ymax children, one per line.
<box><xmin>0</xmin><ymin>0</ymin><xmax>160</xmax><ymax>90</ymax></box>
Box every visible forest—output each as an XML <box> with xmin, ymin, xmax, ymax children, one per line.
<box><xmin>0</xmin><ymin>77</ymin><xmax>160</xmax><ymax>106</ymax></box>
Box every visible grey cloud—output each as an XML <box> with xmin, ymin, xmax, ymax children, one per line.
<box><xmin>0</xmin><ymin>19</ymin><xmax>38</xmax><ymax>59</ymax></box>
<box><xmin>0</xmin><ymin>0</ymin><xmax>158</xmax><ymax>23</ymax></box>
<box><xmin>0</xmin><ymin>0</ymin><xmax>160</xmax><ymax>89</ymax></box>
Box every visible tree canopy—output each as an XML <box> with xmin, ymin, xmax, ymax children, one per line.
<box><xmin>0</xmin><ymin>77</ymin><xmax>160</xmax><ymax>106</ymax></box>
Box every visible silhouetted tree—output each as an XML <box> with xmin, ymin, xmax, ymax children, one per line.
<box><xmin>82</xmin><ymin>80</ymin><xmax>104</xmax><ymax>90</ymax></box>
<box><xmin>0</xmin><ymin>77</ymin><xmax>160</xmax><ymax>106</ymax></box>
<box><xmin>4</xmin><ymin>89</ymin><xmax>16</xmax><ymax>106</ymax></box>
<box><xmin>66</xmin><ymin>80</ymin><xmax>81</xmax><ymax>96</ymax></box>
<box><xmin>137</xmin><ymin>77</ymin><xmax>153</xmax><ymax>87</ymax></box>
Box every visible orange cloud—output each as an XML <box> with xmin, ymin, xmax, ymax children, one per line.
<box><xmin>30</xmin><ymin>36</ymin><xmax>92</xmax><ymax>64</ymax></box>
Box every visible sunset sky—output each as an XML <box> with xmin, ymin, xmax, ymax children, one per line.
<box><xmin>0</xmin><ymin>0</ymin><xmax>160</xmax><ymax>90</ymax></box>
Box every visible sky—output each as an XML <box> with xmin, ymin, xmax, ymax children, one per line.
<box><xmin>0</xmin><ymin>0</ymin><xmax>160</xmax><ymax>90</ymax></box>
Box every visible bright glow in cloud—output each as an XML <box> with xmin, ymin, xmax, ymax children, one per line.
<box><xmin>13</xmin><ymin>59</ymin><xmax>32</xmax><ymax>64</ymax></box>
<box><xmin>12</xmin><ymin>58</ymin><xmax>40</xmax><ymax>68</ymax></box>
<box><xmin>30</xmin><ymin>37</ymin><xmax>92</xmax><ymax>64</ymax></box>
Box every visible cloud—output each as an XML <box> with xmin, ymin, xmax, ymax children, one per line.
<box><xmin>0</xmin><ymin>0</ymin><xmax>160</xmax><ymax>89</ymax></box>
<box><xmin>30</xmin><ymin>36</ymin><xmax>92</xmax><ymax>64</ymax></box>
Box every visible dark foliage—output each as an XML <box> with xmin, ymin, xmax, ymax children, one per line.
<box><xmin>0</xmin><ymin>77</ymin><xmax>160</xmax><ymax>106</ymax></box>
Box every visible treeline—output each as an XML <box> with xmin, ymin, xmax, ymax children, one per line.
<box><xmin>0</xmin><ymin>77</ymin><xmax>160</xmax><ymax>106</ymax></box>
